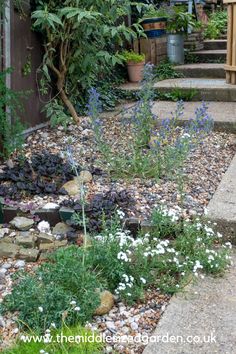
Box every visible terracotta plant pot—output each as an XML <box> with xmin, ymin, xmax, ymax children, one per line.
<box><xmin>127</xmin><ymin>61</ymin><xmax>145</xmax><ymax>83</ymax></box>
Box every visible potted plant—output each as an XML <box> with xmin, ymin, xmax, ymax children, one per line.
<box><xmin>167</xmin><ymin>9</ymin><xmax>196</xmax><ymax>64</ymax></box>
<box><xmin>141</xmin><ymin>4</ymin><xmax>169</xmax><ymax>38</ymax></box>
<box><xmin>122</xmin><ymin>51</ymin><xmax>145</xmax><ymax>83</ymax></box>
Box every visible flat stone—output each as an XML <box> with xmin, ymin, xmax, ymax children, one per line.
<box><xmin>15</xmin><ymin>235</ymin><xmax>36</xmax><ymax>248</ymax></box>
<box><xmin>37</xmin><ymin>233</ymin><xmax>54</xmax><ymax>244</ymax></box>
<box><xmin>52</xmin><ymin>222</ymin><xmax>72</xmax><ymax>236</ymax></box>
<box><xmin>208</xmin><ymin>153</ymin><xmax>236</xmax><ymax>244</ymax></box>
<box><xmin>17</xmin><ymin>248</ymin><xmax>39</xmax><ymax>262</ymax></box>
<box><xmin>39</xmin><ymin>243</ymin><xmax>56</xmax><ymax>252</ymax></box>
<box><xmin>10</xmin><ymin>217</ymin><xmax>34</xmax><ymax>231</ymax></box>
<box><xmin>54</xmin><ymin>240</ymin><xmax>68</xmax><ymax>248</ymax></box>
<box><xmin>42</xmin><ymin>203</ymin><xmax>60</xmax><ymax>210</ymax></box>
<box><xmin>0</xmin><ymin>243</ymin><xmax>20</xmax><ymax>258</ymax></box>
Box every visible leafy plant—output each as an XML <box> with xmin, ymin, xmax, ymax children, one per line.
<box><xmin>204</xmin><ymin>10</ymin><xmax>227</xmax><ymax>39</ymax></box>
<box><xmin>155</xmin><ymin>60</ymin><xmax>183</xmax><ymax>81</ymax></box>
<box><xmin>31</xmin><ymin>0</ymin><xmax>144</xmax><ymax>123</ymax></box>
<box><xmin>167</xmin><ymin>10</ymin><xmax>196</xmax><ymax>33</ymax></box>
<box><xmin>122</xmin><ymin>50</ymin><xmax>145</xmax><ymax>63</ymax></box>
<box><xmin>142</xmin><ymin>3</ymin><xmax>170</xmax><ymax>19</ymax></box>
<box><xmin>0</xmin><ymin>68</ymin><xmax>26</xmax><ymax>159</ymax></box>
<box><xmin>43</xmin><ymin>99</ymin><xmax>72</xmax><ymax>129</ymax></box>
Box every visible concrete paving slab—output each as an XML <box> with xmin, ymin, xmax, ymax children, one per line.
<box><xmin>143</xmin><ymin>251</ymin><xmax>236</xmax><ymax>354</ymax></box>
<box><xmin>151</xmin><ymin>101</ymin><xmax>236</xmax><ymax>133</ymax></box>
<box><xmin>208</xmin><ymin>153</ymin><xmax>236</xmax><ymax>244</ymax></box>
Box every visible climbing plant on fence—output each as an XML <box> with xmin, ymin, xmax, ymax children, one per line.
<box><xmin>30</xmin><ymin>0</ymin><xmax>145</xmax><ymax>123</ymax></box>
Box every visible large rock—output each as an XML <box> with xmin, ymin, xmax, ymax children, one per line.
<box><xmin>0</xmin><ymin>243</ymin><xmax>20</xmax><ymax>258</ymax></box>
<box><xmin>94</xmin><ymin>290</ymin><xmax>115</xmax><ymax>316</ymax></box>
<box><xmin>52</xmin><ymin>222</ymin><xmax>72</xmax><ymax>236</ymax></box>
<box><xmin>10</xmin><ymin>217</ymin><xmax>34</xmax><ymax>231</ymax></box>
<box><xmin>15</xmin><ymin>235</ymin><xmax>36</xmax><ymax>248</ymax></box>
<box><xmin>17</xmin><ymin>248</ymin><xmax>39</xmax><ymax>262</ymax></box>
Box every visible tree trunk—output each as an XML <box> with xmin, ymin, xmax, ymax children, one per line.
<box><xmin>56</xmin><ymin>76</ymin><xmax>80</xmax><ymax>124</ymax></box>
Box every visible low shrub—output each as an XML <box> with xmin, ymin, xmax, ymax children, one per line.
<box><xmin>204</xmin><ymin>11</ymin><xmax>227</xmax><ymax>39</ymax></box>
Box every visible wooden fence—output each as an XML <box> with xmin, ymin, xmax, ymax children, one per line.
<box><xmin>224</xmin><ymin>0</ymin><xmax>236</xmax><ymax>84</ymax></box>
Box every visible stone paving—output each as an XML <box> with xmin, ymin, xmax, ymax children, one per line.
<box><xmin>143</xmin><ymin>251</ymin><xmax>236</xmax><ymax>354</ymax></box>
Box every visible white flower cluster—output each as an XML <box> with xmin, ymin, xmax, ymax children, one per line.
<box><xmin>115</xmin><ymin>274</ymin><xmax>134</xmax><ymax>296</ymax></box>
<box><xmin>160</xmin><ymin>206</ymin><xmax>181</xmax><ymax>222</ymax></box>
<box><xmin>193</xmin><ymin>260</ymin><xmax>203</xmax><ymax>277</ymax></box>
<box><xmin>70</xmin><ymin>300</ymin><xmax>81</xmax><ymax>311</ymax></box>
<box><xmin>37</xmin><ymin>220</ymin><xmax>51</xmax><ymax>234</ymax></box>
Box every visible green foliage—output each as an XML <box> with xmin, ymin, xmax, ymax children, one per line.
<box><xmin>3</xmin><ymin>325</ymin><xmax>103</xmax><ymax>354</ymax></box>
<box><xmin>142</xmin><ymin>3</ymin><xmax>169</xmax><ymax>18</ymax></box>
<box><xmin>204</xmin><ymin>10</ymin><xmax>227</xmax><ymax>39</ymax></box>
<box><xmin>167</xmin><ymin>10</ymin><xmax>196</xmax><ymax>33</ymax></box>
<box><xmin>122</xmin><ymin>50</ymin><xmax>145</xmax><ymax>63</ymax></box>
<box><xmin>1</xmin><ymin>250</ymin><xmax>101</xmax><ymax>332</ymax></box>
<box><xmin>155</xmin><ymin>60</ymin><xmax>183</xmax><ymax>81</ymax></box>
<box><xmin>158</xmin><ymin>86</ymin><xmax>197</xmax><ymax>101</ymax></box>
<box><xmin>0</xmin><ymin>68</ymin><xmax>26</xmax><ymax>159</ymax></box>
<box><xmin>43</xmin><ymin>99</ymin><xmax>72</xmax><ymax>129</ymax></box>
<box><xmin>30</xmin><ymin>0</ymin><xmax>145</xmax><ymax>121</ymax></box>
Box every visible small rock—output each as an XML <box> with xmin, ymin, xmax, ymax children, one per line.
<box><xmin>1</xmin><ymin>263</ymin><xmax>12</xmax><ymax>270</ymax></box>
<box><xmin>52</xmin><ymin>222</ymin><xmax>73</xmax><ymax>236</ymax></box>
<box><xmin>6</xmin><ymin>159</ymin><xmax>14</xmax><ymax>169</ymax></box>
<box><xmin>106</xmin><ymin>321</ymin><xmax>116</xmax><ymax>331</ymax></box>
<box><xmin>94</xmin><ymin>291</ymin><xmax>115</xmax><ymax>316</ymax></box>
<box><xmin>42</xmin><ymin>203</ymin><xmax>60</xmax><ymax>210</ymax></box>
<box><xmin>80</xmin><ymin>170</ymin><xmax>93</xmax><ymax>183</ymax></box>
<box><xmin>14</xmin><ymin>260</ymin><xmax>26</xmax><ymax>269</ymax></box>
<box><xmin>37</xmin><ymin>233</ymin><xmax>54</xmax><ymax>244</ymax></box>
<box><xmin>130</xmin><ymin>322</ymin><xmax>139</xmax><ymax>331</ymax></box>
<box><xmin>54</xmin><ymin>240</ymin><xmax>68</xmax><ymax>248</ymax></box>
<box><xmin>61</xmin><ymin>179</ymin><xmax>80</xmax><ymax>196</ymax></box>
<box><xmin>0</xmin><ymin>228</ymin><xmax>9</xmax><ymax>238</ymax></box>
<box><xmin>0</xmin><ymin>316</ymin><xmax>6</xmax><ymax>327</ymax></box>
<box><xmin>10</xmin><ymin>217</ymin><xmax>34</xmax><ymax>231</ymax></box>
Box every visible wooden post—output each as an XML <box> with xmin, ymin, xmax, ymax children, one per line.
<box><xmin>224</xmin><ymin>0</ymin><xmax>236</xmax><ymax>84</ymax></box>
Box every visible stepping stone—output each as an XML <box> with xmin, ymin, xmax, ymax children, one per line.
<box><xmin>143</xmin><ymin>252</ymin><xmax>236</xmax><ymax>354</ymax></box>
<box><xmin>208</xmin><ymin>153</ymin><xmax>236</xmax><ymax>244</ymax></box>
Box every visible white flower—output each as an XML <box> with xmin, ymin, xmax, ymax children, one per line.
<box><xmin>117</xmin><ymin>252</ymin><xmax>129</xmax><ymax>262</ymax></box>
<box><xmin>74</xmin><ymin>306</ymin><xmax>81</xmax><ymax>311</ymax></box>
<box><xmin>225</xmin><ymin>242</ymin><xmax>232</xmax><ymax>249</ymax></box>
<box><xmin>140</xmin><ymin>277</ymin><xmax>146</xmax><ymax>284</ymax></box>
<box><xmin>38</xmin><ymin>306</ymin><xmax>43</xmax><ymax>313</ymax></box>
<box><xmin>39</xmin><ymin>350</ymin><xmax>45</xmax><ymax>354</ymax></box>
<box><xmin>50</xmin><ymin>322</ymin><xmax>56</xmax><ymax>329</ymax></box>
<box><xmin>117</xmin><ymin>209</ymin><xmax>125</xmax><ymax>219</ymax></box>
<box><xmin>217</xmin><ymin>232</ymin><xmax>223</xmax><ymax>238</ymax></box>
<box><xmin>37</xmin><ymin>221</ymin><xmax>50</xmax><ymax>234</ymax></box>
<box><xmin>70</xmin><ymin>300</ymin><xmax>76</xmax><ymax>306</ymax></box>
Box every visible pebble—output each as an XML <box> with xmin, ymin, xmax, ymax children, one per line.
<box><xmin>14</xmin><ymin>260</ymin><xmax>26</xmax><ymax>269</ymax></box>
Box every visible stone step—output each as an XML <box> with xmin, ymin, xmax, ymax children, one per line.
<box><xmin>175</xmin><ymin>63</ymin><xmax>225</xmax><ymax>79</ymax></box>
<box><xmin>121</xmin><ymin>78</ymin><xmax>236</xmax><ymax>102</ymax></box>
<box><xmin>190</xmin><ymin>49</ymin><xmax>226</xmax><ymax>62</ymax></box>
<box><xmin>208</xmin><ymin>153</ymin><xmax>236</xmax><ymax>244</ymax></box>
<box><xmin>204</xmin><ymin>39</ymin><xmax>227</xmax><ymax>50</ymax></box>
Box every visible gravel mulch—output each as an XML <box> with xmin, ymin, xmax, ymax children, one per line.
<box><xmin>12</xmin><ymin>107</ymin><xmax>236</xmax><ymax>219</ymax></box>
